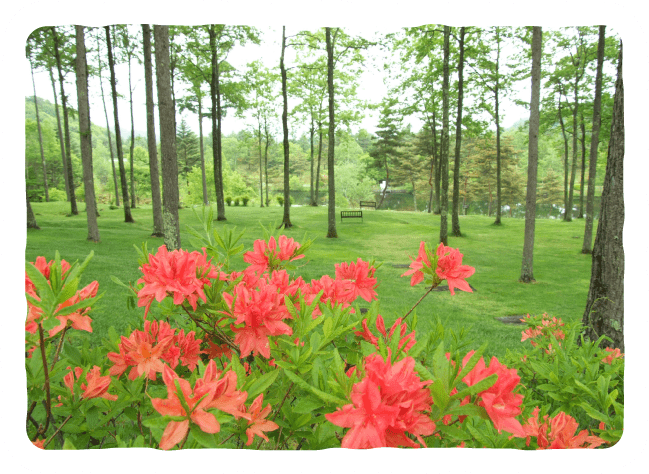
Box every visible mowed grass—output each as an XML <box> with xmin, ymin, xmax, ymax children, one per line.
<box><xmin>26</xmin><ymin>201</ymin><xmax>595</xmax><ymax>359</ymax></box>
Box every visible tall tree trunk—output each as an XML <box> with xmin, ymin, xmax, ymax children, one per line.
<box><xmin>439</xmin><ymin>26</ymin><xmax>450</xmax><ymax>245</ymax></box>
<box><xmin>315</xmin><ymin>122</ymin><xmax>323</xmax><ymax>205</ymax></box>
<box><xmin>96</xmin><ymin>34</ymin><xmax>120</xmax><ymax>207</ymax></box>
<box><xmin>30</xmin><ymin>63</ymin><xmax>49</xmax><ymax>202</ymax></box>
<box><xmin>578</xmin><ymin>113</ymin><xmax>586</xmax><ymax>218</ymax></box>
<box><xmin>432</xmin><ymin>106</ymin><xmax>440</xmax><ymax>214</ymax></box>
<box><xmin>309</xmin><ymin>116</ymin><xmax>316</xmax><ymax>206</ymax></box>
<box><xmin>325</xmin><ymin>27</ymin><xmax>337</xmax><ymax>238</ymax></box>
<box><xmin>452</xmin><ymin>27</ymin><xmax>465</xmax><ymax>237</ymax></box>
<box><xmin>128</xmin><ymin>47</ymin><xmax>137</xmax><ymax>208</ymax></box>
<box><xmin>494</xmin><ymin>29</ymin><xmax>502</xmax><ymax>225</ymax></box>
<box><xmin>376</xmin><ymin>157</ymin><xmax>389</xmax><ymax>210</ymax></box>
<box><xmin>49</xmin><ymin>66</ymin><xmax>70</xmax><ymax>201</ymax></box>
<box><xmin>105</xmin><ymin>26</ymin><xmax>134</xmax><ymax>223</ymax></box>
<box><xmin>582</xmin><ymin>41</ymin><xmax>624</xmax><ymax>352</ymax></box>
<box><xmin>154</xmin><ymin>25</ymin><xmax>181</xmax><ymax>250</ymax></box>
<box><xmin>520</xmin><ymin>27</ymin><xmax>542</xmax><ymax>283</ymax></box>
<box><xmin>75</xmin><ymin>25</ymin><xmax>100</xmax><ymax>242</ymax></box>
<box><xmin>558</xmin><ymin>93</ymin><xmax>569</xmax><ymax>219</ymax></box>
<box><xmin>51</xmin><ymin>27</ymin><xmax>78</xmax><ymax>215</ymax></box>
<box><xmin>280</xmin><ymin>26</ymin><xmax>293</xmax><ymax>228</ymax></box>
<box><xmin>258</xmin><ymin>121</ymin><xmax>264</xmax><ymax>207</ymax></box>
<box><xmin>197</xmin><ymin>95</ymin><xmax>209</xmax><ymax>205</ymax></box>
<box><xmin>566</xmin><ymin>74</ymin><xmax>580</xmax><ymax>222</ymax></box>
<box><xmin>27</xmin><ymin>192</ymin><xmax>40</xmax><ymax>229</ymax></box>
<box><xmin>142</xmin><ymin>24</ymin><xmax>164</xmax><ymax>237</ymax></box>
<box><xmin>208</xmin><ymin>25</ymin><xmax>226</xmax><ymax>221</ymax></box>
<box><xmin>582</xmin><ymin>26</ymin><xmax>606</xmax><ymax>254</ymax></box>
<box><xmin>264</xmin><ymin>118</ymin><xmax>270</xmax><ymax>206</ymax></box>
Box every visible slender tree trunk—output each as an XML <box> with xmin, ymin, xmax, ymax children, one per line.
<box><xmin>197</xmin><ymin>95</ymin><xmax>209</xmax><ymax>205</ymax></box>
<box><xmin>208</xmin><ymin>25</ymin><xmax>226</xmax><ymax>221</ymax></box>
<box><xmin>452</xmin><ymin>27</ymin><xmax>465</xmax><ymax>237</ymax></box>
<box><xmin>51</xmin><ymin>27</ymin><xmax>78</xmax><ymax>215</ymax></box>
<box><xmin>520</xmin><ymin>27</ymin><xmax>542</xmax><ymax>283</ymax></box>
<box><xmin>325</xmin><ymin>27</ymin><xmax>337</xmax><ymax>238</ymax></box>
<box><xmin>280</xmin><ymin>26</ymin><xmax>293</xmax><ymax>228</ymax></box>
<box><xmin>27</xmin><ymin>192</ymin><xmax>40</xmax><ymax>229</ymax></box>
<box><xmin>105</xmin><ymin>26</ymin><xmax>134</xmax><ymax>223</ymax></box>
<box><xmin>433</xmin><ymin>106</ymin><xmax>440</xmax><ymax>214</ymax></box>
<box><xmin>583</xmin><ymin>26</ymin><xmax>606</xmax><ymax>254</ymax></box>
<box><xmin>30</xmin><ymin>63</ymin><xmax>49</xmax><ymax>202</ymax></box>
<box><xmin>578</xmin><ymin>114</ymin><xmax>586</xmax><ymax>218</ymax></box>
<box><xmin>96</xmin><ymin>34</ymin><xmax>120</xmax><ymax>207</ymax></box>
<box><xmin>142</xmin><ymin>24</ymin><xmax>164</xmax><ymax>237</ymax></box>
<box><xmin>582</xmin><ymin>41</ymin><xmax>624</xmax><ymax>352</ymax></box>
<box><xmin>558</xmin><ymin>93</ymin><xmax>569</xmax><ymax>219</ymax></box>
<box><xmin>439</xmin><ymin>26</ymin><xmax>450</xmax><ymax>245</ymax></box>
<box><xmin>154</xmin><ymin>25</ymin><xmax>181</xmax><ymax>250</ymax></box>
<box><xmin>49</xmin><ymin>67</ymin><xmax>70</xmax><ymax>201</ymax></box>
<box><xmin>309</xmin><ymin>116</ymin><xmax>316</xmax><ymax>206</ymax></box>
<box><xmin>75</xmin><ymin>26</ymin><xmax>100</xmax><ymax>242</ymax></box>
<box><xmin>128</xmin><ymin>48</ymin><xmax>137</xmax><ymax>208</ymax></box>
<box><xmin>258</xmin><ymin>121</ymin><xmax>264</xmax><ymax>207</ymax></box>
<box><xmin>376</xmin><ymin>156</ymin><xmax>389</xmax><ymax>210</ymax></box>
<box><xmin>315</xmin><ymin>122</ymin><xmax>323</xmax><ymax>205</ymax></box>
<box><xmin>566</xmin><ymin>74</ymin><xmax>580</xmax><ymax>222</ymax></box>
<box><xmin>264</xmin><ymin>118</ymin><xmax>270</xmax><ymax>206</ymax></box>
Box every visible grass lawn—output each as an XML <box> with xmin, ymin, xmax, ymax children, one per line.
<box><xmin>26</xmin><ymin>201</ymin><xmax>595</xmax><ymax>359</ymax></box>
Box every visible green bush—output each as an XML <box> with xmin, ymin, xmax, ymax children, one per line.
<box><xmin>225</xmin><ymin>196</ymin><xmax>232</xmax><ymax>206</ymax></box>
<box><xmin>234</xmin><ymin>197</ymin><xmax>240</xmax><ymax>206</ymax></box>
<box><xmin>276</xmin><ymin>195</ymin><xmax>284</xmax><ymax>206</ymax></box>
<box><xmin>48</xmin><ymin>188</ymin><xmax>68</xmax><ymax>202</ymax></box>
<box><xmin>242</xmin><ymin>196</ymin><xmax>250</xmax><ymax>207</ymax></box>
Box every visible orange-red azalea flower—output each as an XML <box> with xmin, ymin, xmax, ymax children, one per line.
<box><xmin>244</xmin><ymin>393</ymin><xmax>279</xmax><ymax>445</ymax></box>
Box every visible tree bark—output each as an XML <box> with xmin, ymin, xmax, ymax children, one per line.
<box><xmin>29</xmin><ymin>62</ymin><xmax>49</xmax><ymax>202</ymax></box>
<box><xmin>105</xmin><ymin>26</ymin><xmax>134</xmax><ymax>223</ymax></box>
<box><xmin>154</xmin><ymin>25</ymin><xmax>181</xmax><ymax>250</ymax></box>
<box><xmin>558</xmin><ymin>92</ymin><xmax>569</xmax><ymax>219</ymax></box>
<box><xmin>451</xmin><ymin>27</ymin><xmax>465</xmax><ymax>237</ymax></box>
<box><xmin>75</xmin><ymin>25</ymin><xmax>100</xmax><ymax>242</ymax></box>
<box><xmin>566</xmin><ymin>73</ymin><xmax>580</xmax><ymax>222</ymax></box>
<box><xmin>48</xmin><ymin>67</ymin><xmax>70</xmax><ymax>200</ymax></box>
<box><xmin>309</xmin><ymin>116</ymin><xmax>316</xmax><ymax>206</ymax></box>
<box><xmin>439</xmin><ymin>26</ymin><xmax>450</xmax><ymax>245</ymax></box>
<box><xmin>582</xmin><ymin>41</ymin><xmax>624</xmax><ymax>352</ymax></box>
<box><xmin>27</xmin><ymin>193</ymin><xmax>40</xmax><ymax>229</ymax></box>
<box><xmin>258</xmin><ymin>121</ymin><xmax>264</xmax><ymax>207</ymax></box>
<box><xmin>51</xmin><ymin>27</ymin><xmax>78</xmax><ymax>215</ymax></box>
<box><xmin>325</xmin><ymin>28</ymin><xmax>337</xmax><ymax>238</ymax></box>
<box><xmin>197</xmin><ymin>94</ymin><xmax>209</xmax><ymax>206</ymax></box>
<box><xmin>208</xmin><ymin>25</ymin><xmax>226</xmax><ymax>221</ymax></box>
<box><xmin>127</xmin><ymin>40</ymin><xmax>137</xmax><ymax>209</ymax></box>
<box><xmin>264</xmin><ymin>117</ymin><xmax>270</xmax><ymax>206</ymax></box>
<box><xmin>520</xmin><ymin>27</ymin><xmax>542</xmax><ymax>283</ymax></box>
<box><xmin>315</xmin><ymin>122</ymin><xmax>323</xmax><ymax>205</ymax></box>
<box><xmin>280</xmin><ymin>26</ymin><xmax>293</xmax><ymax>228</ymax></box>
<box><xmin>493</xmin><ymin>28</ymin><xmax>502</xmax><ymax>225</ymax></box>
<box><xmin>583</xmin><ymin>26</ymin><xmax>606</xmax><ymax>254</ymax></box>
<box><xmin>578</xmin><ymin>114</ymin><xmax>586</xmax><ymax>218</ymax></box>
<box><xmin>142</xmin><ymin>24</ymin><xmax>164</xmax><ymax>237</ymax></box>
<box><xmin>96</xmin><ymin>33</ymin><xmax>120</xmax><ymax>207</ymax></box>
<box><xmin>432</xmin><ymin>104</ymin><xmax>440</xmax><ymax>214</ymax></box>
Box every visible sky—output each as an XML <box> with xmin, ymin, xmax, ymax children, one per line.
<box><xmin>24</xmin><ymin>23</ymin><xmax>543</xmax><ymax>141</ymax></box>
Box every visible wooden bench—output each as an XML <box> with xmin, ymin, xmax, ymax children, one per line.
<box><xmin>360</xmin><ymin>201</ymin><xmax>377</xmax><ymax>209</ymax></box>
<box><xmin>340</xmin><ymin>210</ymin><xmax>363</xmax><ymax>222</ymax></box>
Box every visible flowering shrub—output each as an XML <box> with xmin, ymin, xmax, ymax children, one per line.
<box><xmin>25</xmin><ymin>212</ymin><xmax>622</xmax><ymax>450</ymax></box>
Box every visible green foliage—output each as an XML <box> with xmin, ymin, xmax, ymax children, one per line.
<box><xmin>48</xmin><ymin>188</ymin><xmax>68</xmax><ymax>202</ymax></box>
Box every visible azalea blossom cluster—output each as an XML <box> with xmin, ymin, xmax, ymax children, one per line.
<box><xmin>354</xmin><ymin>314</ymin><xmax>416</xmax><ymax>353</ymax></box>
<box><xmin>243</xmin><ymin>235</ymin><xmax>304</xmax><ymax>273</ymax></box>
<box><xmin>522</xmin><ymin>407</ymin><xmax>605</xmax><ymax>449</ymax></box>
<box><xmin>62</xmin><ymin>365</ymin><xmax>118</xmax><ymax>402</ymax></box>
<box><xmin>601</xmin><ymin>347</ymin><xmax>624</xmax><ymax>364</ymax></box>
<box><xmin>108</xmin><ymin>320</ymin><xmax>203</xmax><ymax>380</ymax></box>
<box><xmin>137</xmin><ymin>245</ymin><xmax>224</xmax><ymax>317</ymax></box>
<box><xmin>222</xmin><ymin>242</ymin><xmax>378</xmax><ymax>358</ymax></box>
<box><xmin>151</xmin><ymin>360</ymin><xmax>277</xmax><ymax>450</ymax></box>
<box><xmin>326</xmin><ymin>352</ymin><xmax>435</xmax><ymax>448</ymax></box>
<box><xmin>520</xmin><ymin>313</ymin><xmax>566</xmax><ymax>353</ymax></box>
<box><xmin>401</xmin><ymin>241</ymin><xmax>475</xmax><ymax>295</ymax></box>
<box><xmin>25</xmin><ymin>256</ymin><xmax>98</xmax><ymax>355</ymax></box>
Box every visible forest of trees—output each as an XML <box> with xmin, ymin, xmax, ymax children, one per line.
<box><xmin>24</xmin><ymin>23</ymin><xmax>625</xmax><ymax>358</ymax></box>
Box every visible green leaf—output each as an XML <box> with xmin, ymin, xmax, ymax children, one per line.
<box><xmin>429</xmin><ymin>381</ymin><xmax>450</xmax><ymax>411</ymax></box>
<box><xmin>283</xmin><ymin>369</ymin><xmax>347</xmax><ymax>406</ymax></box>
<box><xmin>436</xmin><ymin>423</ymin><xmax>472</xmax><ymax>441</ymax></box>
<box><xmin>190</xmin><ymin>426</ymin><xmax>219</xmax><ymax>448</ymax></box>
<box><xmin>25</xmin><ymin>262</ymin><xmax>54</xmax><ymax>299</ymax></box>
<box><xmin>292</xmin><ymin>398</ymin><xmax>325</xmax><ymax>414</ymax></box>
<box><xmin>452</xmin><ymin>342</ymin><xmax>488</xmax><ymax>386</ymax></box>
<box><xmin>85</xmin><ymin>406</ymin><xmax>100</xmax><ymax>430</ymax></box>
<box><xmin>54</xmin><ymin>294</ymin><xmax>101</xmax><ymax>317</ymax></box>
<box><xmin>245</xmin><ymin>369</ymin><xmax>280</xmax><ymax>400</ymax></box>
<box><xmin>62</xmin><ymin>438</ymin><xmax>77</xmax><ymax>450</ymax></box>
<box><xmin>228</xmin><ymin>355</ymin><xmax>246</xmax><ymax>389</ymax></box>
<box><xmin>431</xmin><ymin>342</ymin><xmax>451</xmax><ymax>392</ymax></box>
<box><xmin>62</xmin><ymin>343</ymin><xmax>83</xmax><ymax>366</ymax></box>
<box><xmin>452</xmin><ymin>373</ymin><xmax>498</xmax><ymax>401</ymax></box>
<box><xmin>142</xmin><ymin>417</ymin><xmax>171</xmax><ymax>430</ymax></box>
<box><xmin>406</xmin><ymin>338</ymin><xmax>427</xmax><ymax>359</ymax></box>
<box><xmin>56</xmin><ymin>277</ymin><xmax>79</xmax><ymax>305</ymax></box>
<box><xmin>579</xmin><ymin>402</ymin><xmax>608</xmax><ymax>422</ymax></box>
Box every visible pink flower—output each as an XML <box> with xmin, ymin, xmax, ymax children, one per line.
<box><xmin>244</xmin><ymin>394</ymin><xmax>279</xmax><ymax>445</ymax></box>
<box><xmin>522</xmin><ymin>408</ymin><xmax>606</xmax><ymax>449</ymax></box>
<box><xmin>137</xmin><ymin>245</ymin><xmax>223</xmax><ymax>318</ymax></box>
<box><xmin>326</xmin><ymin>353</ymin><xmax>434</xmax><ymax>449</ymax></box>
<box><xmin>435</xmin><ymin>244</ymin><xmax>475</xmax><ymax>295</ymax></box>
<box><xmin>354</xmin><ymin>315</ymin><xmax>416</xmax><ymax>353</ymax></box>
<box><xmin>243</xmin><ymin>235</ymin><xmax>304</xmax><ymax>273</ymax></box>
<box><xmin>601</xmin><ymin>347</ymin><xmax>624</xmax><ymax>364</ymax></box>
<box><xmin>63</xmin><ymin>366</ymin><xmax>118</xmax><ymax>401</ymax></box>
<box><xmin>335</xmin><ymin>259</ymin><xmax>378</xmax><ymax>302</ymax></box>
<box><xmin>401</xmin><ymin>242</ymin><xmax>431</xmax><ymax>286</ymax></box>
